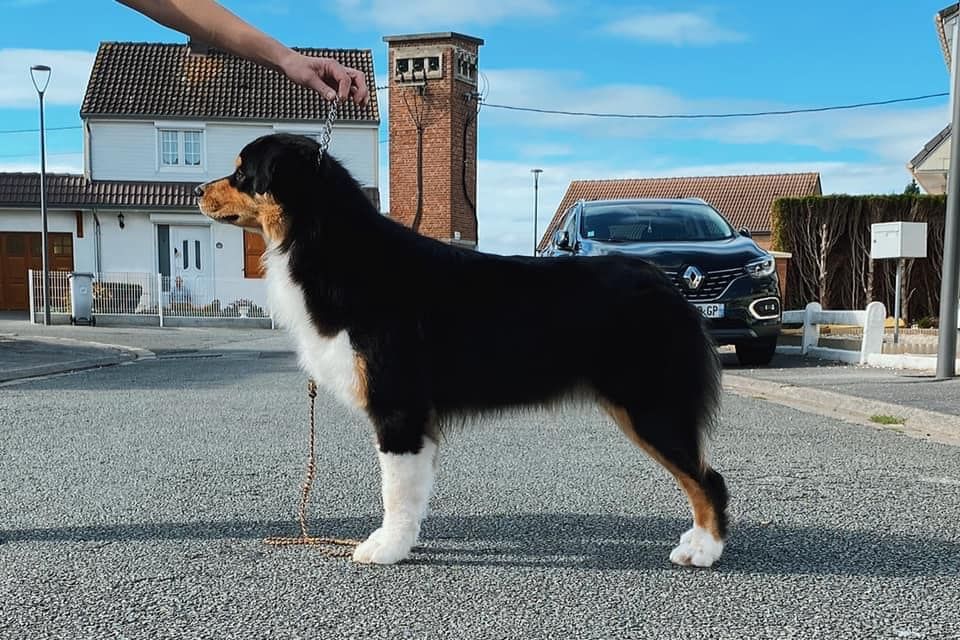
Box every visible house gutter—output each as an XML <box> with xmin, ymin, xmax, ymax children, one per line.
<box><xmin>84</xmin><ymin>121</ymin><xmax>92</xmax><ymax>178</ymax></box>
<box><xmin>92</xmin><ymin>209</ymin><xmax>102</xmax><ymax>273</ymax></box>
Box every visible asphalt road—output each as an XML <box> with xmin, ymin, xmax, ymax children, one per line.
<box><xmin>1</xmin><ymin>349</ymin><xmax>959</xmax><ymax>639</ymax></box>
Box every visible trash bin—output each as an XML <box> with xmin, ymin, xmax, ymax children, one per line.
<box><xmin>68</xmin><ymin>272</ymin><xmax>96</xmax><ymax>326</ymax></box>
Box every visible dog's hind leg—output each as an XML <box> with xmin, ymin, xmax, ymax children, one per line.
<box><xmin>604</xmin><ymin>404</ymin><xmax>728</xmax><ymax>568</ymax></box>
<box><xmin>352</xmin><ymin>406</ymin><xmax>437</xmax><ymax>565</ymax></box>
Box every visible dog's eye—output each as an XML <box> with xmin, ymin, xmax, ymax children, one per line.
<box><xmin>235</xmin><ymin>169</ymin><xmax>245</xmax><ymax>181</ymax></box>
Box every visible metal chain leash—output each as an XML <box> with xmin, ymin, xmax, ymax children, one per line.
<box><xmin>263</xmin><ymin>379</ymin><xmax>359</xmax><ymax>557</ymax></box>
<box><xmin>264</xmin><ymin>99</ymin><xmax>358</xmax><ymax>556</ymax></box>
<box><xmin>317</xmin><ymin>98</ymin><xmax>338</xmax><ymax>156</ymax></box>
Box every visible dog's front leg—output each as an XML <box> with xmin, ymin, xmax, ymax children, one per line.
<box><xmin>352</xmin><ymin>432</ymin><xmax>437</xmax><ymax>565</ymax></box>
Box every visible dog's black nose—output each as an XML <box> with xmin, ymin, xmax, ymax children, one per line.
<box><xmin>193</xmin><ymin>184</ymin><xmax>205</xmax><ymax>197</ymax></box>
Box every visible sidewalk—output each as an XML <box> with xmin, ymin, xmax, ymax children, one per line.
<box><xmin>721</xmin><ymin>351</ymin><xmax>960</xmax><ymax>445</ymax></box>
<box><xmin>0</xmin><ymin>334</ymin><xmax>139</xmax><ymax>384</ymax></box>
<box><xmin>0</xmin><ymin>313</ymin><xmax>291</xmax><ymax>384</ymax></box>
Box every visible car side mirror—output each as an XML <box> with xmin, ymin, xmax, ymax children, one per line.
<box><xmin>554</xmin><ymin>230</ymin><xmax>571</xmax><ymax>250</ymax></box>
<box><xmin>739</xmin><ymin>227</ymin><xmax>752</xmax><ymax>238</ymax></box>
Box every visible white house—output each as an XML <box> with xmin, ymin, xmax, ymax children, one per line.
<box><xmin>907</xmin><ymin>4</ymin><xmax>957</xmax><ymax>194</ymax></box>
<box><xmin>0</xmin><ymin>39</ymin><xmax>380</xmax><ymax>316</ymax></box>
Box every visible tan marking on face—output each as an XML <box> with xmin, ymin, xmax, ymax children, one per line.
<box><xmin>354</xmin><ymin>354</ymin><xmax>369</xmax><ymax>409</ymax></box>
<box><xmin>254</xmin><ymin>193</ymin><xmax>285</xmax><ymax>242</ymax></box>
<box><xmin>603</xmin><ymin>403</ymin><xmax>720</xmax><ymax>539</ymax></box>
<box><xmin>234</xmin><ymin>156</ymin><xmax>241</xmax><ymax>169</ymax></box>
<box><xmin>198</xmin><ymin>180</ymin><xmax>287</xmax><ymax>244</ymax></box>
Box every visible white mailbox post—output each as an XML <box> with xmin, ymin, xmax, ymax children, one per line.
<box><xmin>870</xmin><ymin>222</ymin><xmax>927</xmax><ymax>343</ymax></box>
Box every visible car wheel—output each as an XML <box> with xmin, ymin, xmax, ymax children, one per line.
<box><xmin>735</xmin><ymin>337</ymin><xmax>777</xmax><ymax>366</ymax></box>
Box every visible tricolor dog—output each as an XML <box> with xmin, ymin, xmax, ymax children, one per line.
<box><xmin>196</xmin><ymin>133</ymin><xmax>728</xmax><ymax>567</ymax></box>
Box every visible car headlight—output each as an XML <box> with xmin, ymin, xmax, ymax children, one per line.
<box><xmin>745</xmin><ymin>255</ymin><xmax>776</xmax><ymax>278</ymax></box>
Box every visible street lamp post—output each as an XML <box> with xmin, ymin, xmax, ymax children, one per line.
<box><xmin>30</xmin><ymin>64</ymin><xmax>52</xmax><ymax>326</ymax></box>
<box><xmin>531</xmin><ymin>168</ymin><xmax>543</xmax><ymax>256</ymax></box>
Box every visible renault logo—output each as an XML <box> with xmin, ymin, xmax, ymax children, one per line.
<box><xmin>682</xmin><ymin>266</ymin><xmax>704</xmax><ymax>290</ymax></box>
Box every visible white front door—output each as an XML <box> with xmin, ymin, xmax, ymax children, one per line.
<box><xmin>170</xmin><ymin>226</ymin><xmax>210</xmax><ymax>281</ymax></box>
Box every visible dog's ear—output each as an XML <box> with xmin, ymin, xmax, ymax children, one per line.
<box><xmin>251</xmin><ymin>154</ymin><xmax>275</xmax><ymax>195</ymax></box>
<box><xmin>261</xmin><ymin>144</ymin><xmax>318</xmax><ymax>200</ymax></box>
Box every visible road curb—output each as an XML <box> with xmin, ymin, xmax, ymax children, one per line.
<box><xmin>0</xmin><ymin>336</ymin><xmax>156</xmax><ymax>384</ymax></box>
<box><xmin>723</xmin><ymin>373</ymin><xmax>960</xmax><ymax>446</ymax></box>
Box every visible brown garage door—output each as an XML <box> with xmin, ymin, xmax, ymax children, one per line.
<box><xmin>0</xmin><ymin>232</ymin><xmax>74</xmax><ymax>311</ymax></box>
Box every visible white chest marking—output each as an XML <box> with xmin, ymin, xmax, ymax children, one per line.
<box><xmin>265</xmin><ymin>250</ymin><xmax>363</xmax><ymax>409</ymax></box>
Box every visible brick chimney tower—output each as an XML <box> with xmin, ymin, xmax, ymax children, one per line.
<box><xmin>383</xmin><ymin>33</ymin><xmax>484</xmax><ymax>248</ymax></box>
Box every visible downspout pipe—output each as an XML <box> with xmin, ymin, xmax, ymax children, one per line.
<box><xmin>92</xmin><ymin>210</ymin><xmax>102</xmax><ymax>274</ymax></box>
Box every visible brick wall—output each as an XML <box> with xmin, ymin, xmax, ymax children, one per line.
<box><xmin>385</xmin><ymin>34</ymin><xmax>482</xmax><ymax>246</ymax></box>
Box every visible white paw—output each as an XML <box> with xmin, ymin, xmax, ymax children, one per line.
<box><xmin>669</xmin><ymin>526</ymin><xmax>724</xmax><ymax>568</ymax></box>
<box><xmin>351</xmin><ymin>527</ymin><xmax>416</xmax><ymax>565</ymax></box>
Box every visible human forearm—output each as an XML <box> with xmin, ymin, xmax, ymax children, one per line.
<box><xmin>116</xmin><ymin>0</ymin><xmax>370</xmax><ymax>104</ymax></box>
<box><xmin>116</xmin><ymin>0</ymin><xmax>291</xmax><ymax>72</ymax></box>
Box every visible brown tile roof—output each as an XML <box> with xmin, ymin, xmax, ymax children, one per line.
<box><xmin>908</xmin><ymin>124</ymin><xmax>951</xmax><ymax>169</ymax></box>
<box><xmin>538</xmin><ymin>172</ymin><xmax>822</xmax><ymax>252</ymax></box>
<box><xmin>80</xmin><ymin>42</ymin><xmax>379</xmax><ymax>123</ymax></box>
<box><xmin>0</xmin><ymin>173</ymin><xmax>379</xmax><ymax>211</ymax></box>
<box><xmin>0</xmin><ymin>173</ymin><xmax>196</xmax><ymax>209</ymax></box>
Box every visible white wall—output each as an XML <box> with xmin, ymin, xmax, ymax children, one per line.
<box><xmin>88</xmin><ymin>119</ymin><xmax>379</xmax><ymax>187</ymax></box>
<box><xmin>97</xmin><ymin>209</ymin><xmax>158</xmax><ymax>274</ymax></box>
<box><xmin>275</xmin><ymin>124</ymin><xmax>379</xmax><ymax>188</ymax></box>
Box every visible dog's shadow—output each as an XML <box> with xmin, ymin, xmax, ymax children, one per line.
<box><xmin>3</xmin><ymin>513</ymin><xmax>956</xmax><ymax>577</ymax></box>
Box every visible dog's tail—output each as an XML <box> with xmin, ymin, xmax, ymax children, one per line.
<box><xmin>691</xmin><ymin>309</ymin><xmax>723</xmax><ymax>439</ymax></box>
<box><xmin>652</xmin><ymin>285</ymin><xmax>724</xmax><ymax>444</ymax></box>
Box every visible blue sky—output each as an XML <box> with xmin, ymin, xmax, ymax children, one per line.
<box><xmin>0</xmin><ymin>0</ymin><xmax>956</xmax><ymax>255</ymax></box>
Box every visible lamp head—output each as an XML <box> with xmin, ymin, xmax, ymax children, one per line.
<box><xmin>30</xmin><ymin>65</ymin><xmax>51</xmax><ymax>94</ymax></box>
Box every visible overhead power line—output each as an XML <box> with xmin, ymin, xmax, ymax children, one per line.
<box><xmin>375</xmin><ymin>85</ymin><xmax>947</xmax><ymax>118</ymax></box>
<box><xmin>0</xmin><ymin>150</ymin><xmax>83</xmax><ymax>159</ymax></box>
<box><xmin>0</xmin><ymin>125</ymin><xmax>82</xmax><ymax>135</ymax></box>
<box><xmin>478</xmin><ymin>92</ymin><xmax>950</xmax><ymax>120</ymax></box>
<box><xmin>0</xmin><ymin>91</ymin><xmax>948</xmax><ymax>139</ymax></box>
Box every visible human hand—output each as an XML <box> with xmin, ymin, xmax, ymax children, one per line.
<box><xmin>278</xmin><ymin>52</ymin><xmax>370</xmax><ymax>106</ymax></box>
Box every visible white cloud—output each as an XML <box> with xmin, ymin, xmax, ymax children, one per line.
<box><xmin>334</xmin><ymin>0</ymin><xmax>556</xmax><ymax>30</ymax></box>
<box><xmin>0</xmin><ymin>49</ymin><xmax>95</xmax><ymax>108</ymax></box>
<box><xmin>479</xmin><ymin>68</ymin><xmax>949</xmax><ymax>160</ymax></box>
<box><xmin>0</xmin><ymin>152</ymin><xmax>83</xmax><ymax>174</ymax></box>
<box><xmin>602</xmin><ymin>11</ymin><xmax>746</xmax><ymax>46</ymax></box>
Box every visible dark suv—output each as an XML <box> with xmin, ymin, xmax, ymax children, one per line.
<box><xmin>541</xmin><ymin>198</ymin><xmax>781</xmax><ymax>365</ymax></box>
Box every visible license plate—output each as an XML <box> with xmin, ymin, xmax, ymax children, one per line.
<box><xmin>694</xmin><ymin>303</ymin><xmax>725</xmax><ymax>319</ymax></box>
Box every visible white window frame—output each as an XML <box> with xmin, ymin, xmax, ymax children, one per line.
<box><xmin>155</xmin><ymin>122</ymin><xmax>207</xmax><ymax>173</ymax></box>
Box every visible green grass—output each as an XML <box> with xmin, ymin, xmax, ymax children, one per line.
<box><xmin>870</xmin><ymin>414</ymin><xmax>906</xmax><ymax>426</ymax></box>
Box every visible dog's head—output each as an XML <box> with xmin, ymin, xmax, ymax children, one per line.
<box><xmin>195</xmin><ymin>133</ymin><xmax>323</xmax><ymax>243</ymax></box>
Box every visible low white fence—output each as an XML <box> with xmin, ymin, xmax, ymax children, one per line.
<box><xmin>781</xmin><ymin>301</ymin><xmax>886</xmax><ymax>365</ymax></box>
<box><xmin>29</xmin><ymin>270</ymin><xmax>273</xmax><ymax>327</ymax></box>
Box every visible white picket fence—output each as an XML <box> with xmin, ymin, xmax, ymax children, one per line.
<box><xmin>29</xmin><ymin>270</ymin><xmax>273</xmax><ymax>327</ymax></box>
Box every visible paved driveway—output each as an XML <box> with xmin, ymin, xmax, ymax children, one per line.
<box><xmin>1</xmin><ymin>351</ymin><xmax>958</xmax><ymax>639</ymax></box>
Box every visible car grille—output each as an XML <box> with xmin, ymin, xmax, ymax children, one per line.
<box><xmin>662</xmin><ymin>266</ymin><xmax>744</xmax><ymax>302</ymax></box>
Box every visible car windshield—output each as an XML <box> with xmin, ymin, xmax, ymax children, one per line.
<box><xmin>580</xmin><ymin>202</ymin><xmax>736</xmax><ymax>242</ymax></box>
